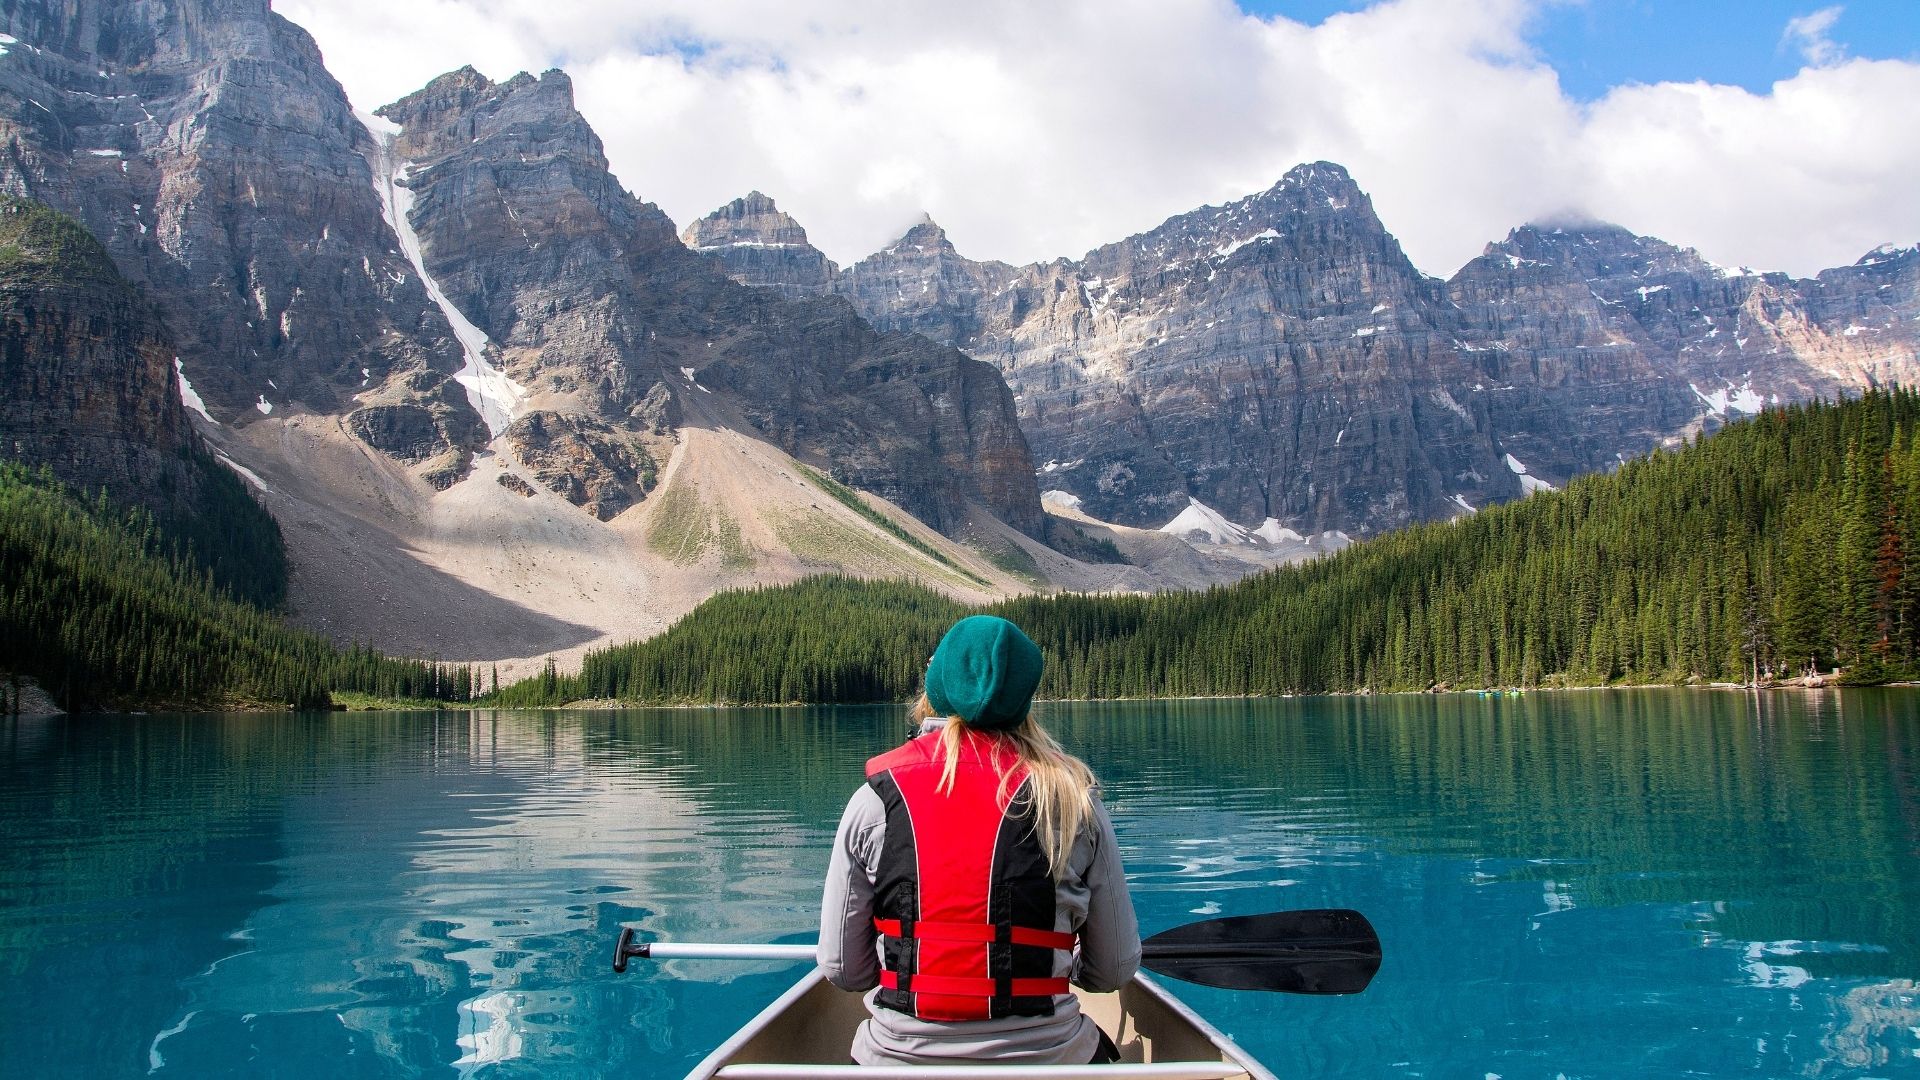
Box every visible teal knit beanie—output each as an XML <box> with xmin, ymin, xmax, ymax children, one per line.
<box><xmin>923</xmin><ymin>616</ymin><xmax>1043</xmax><ymax>730</ymax></box>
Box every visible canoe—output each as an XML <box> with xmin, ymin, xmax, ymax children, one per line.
<box><xmin>686</xmin><ymin>967</ymin><xmax>1279</xmax><ymax>1080</ymax></box>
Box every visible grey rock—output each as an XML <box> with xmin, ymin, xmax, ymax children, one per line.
<box><xmin>0</xmin><ymin>0</ymin><xmax>485</xmax><ymax>475</ymax></box>
<box><xmin>681</xmin><ymin>191</ymin><xmax>836</xmax><ymax>299</ymax></box>
<box><xmin>0</xmin><ymin>196</ymin><xmax>195</xmax><ymax>504</ymax></box>
<box><xmin>344</xmin><ymin>403</ymin><xmax>445</xmax><ymax>463</ymax></box>
<box><xmin>379</xmin><ymin>67</ymin><xmax>1044</xmax><ymax>536</ymax></box>
<box><xmin>503</xmin><ymin>411</ymin><xmax>656</xmax><ymax>522</ymax></box>
<box><xmin>718</xmin><ymin>164</ymin><xmax>1919</xmax><ymax>535</ymax></box>
<box><xmin>0</xmin><ymin>5</ymin><xmax>1048</xmax><ymax>544</ymax></box>
<box><xmin>840</xmin><ymin>163</ymin><xmax>1507</xmax><ymax>533</ymax></box>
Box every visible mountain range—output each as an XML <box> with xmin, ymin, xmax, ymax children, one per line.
<box><xmin>2</xmin><ymin>0</ymin><xmax>1915</xmax><ymax>673</ymax></box>
<box><xmin>687</xmin><ymin>174</ymin><xmax>1919</xmax><ymax>534</ymax></box>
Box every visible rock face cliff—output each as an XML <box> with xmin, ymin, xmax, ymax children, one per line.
<box><xmin>376</xmin><ymin>67</ymin><xmax>1042</xmax><ymax>534</ymax></box>
<box><xmin>681</xmin><ymin>191</ymin><xmax>836</xmax><ymax>299</ymax></box>
<box><xmin>0</xmin><ymin>195</ymin><xmax>192</xmax><ymax>501</ymax></box>
<box><xmin>0</xmin><ymin>0</ymin><xmax>479</xmax><ymax>480</ymax></box>
<box><xmin>691</xmin><ymin>169</ymin><xmax>1920</xmax><ymax>535</ymax></box>
<box><xmin>0</xmin><ymin>2</ymin><xmax>1045</xmax><ymax>539</ymax></box>
<box><xmin>1</xmin><ymin>195</ymin><xmax>289</xmax><ymax>609</ymax></box>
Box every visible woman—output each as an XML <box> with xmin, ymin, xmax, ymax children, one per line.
<box><xmin>818</xmin><ymin>615</ymin><xmax>1141</xmax><ymax>1065</ymax></box>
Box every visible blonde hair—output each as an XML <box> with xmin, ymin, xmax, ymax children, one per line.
<box><xmin>912</xmin><ymin>695</ymin><xmax>1097</xmax><ymax>881</ymax></box>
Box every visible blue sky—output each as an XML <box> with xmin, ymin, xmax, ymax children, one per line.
<box><xmin>1238</xmin><ymin>0</ymin><xmax>1920</xmax><ymax>98</ymax></box>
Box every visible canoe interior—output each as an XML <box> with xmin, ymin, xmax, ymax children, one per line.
<box><xmin>689</xmin><ymin>970</ymin><xmax>1270</xmax><ymax>1079</ymax></box>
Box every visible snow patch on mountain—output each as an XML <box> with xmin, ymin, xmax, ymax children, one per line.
<box><xmin>1505</xmin><ymin>453</ymin><xmax>1555</xmax><ymax>495</ymax></box>
<box><xmin>361</xmin><ymin>112</ymin><xmax>528</xmax><ymax>438</ymax></box>
<box><xmin>1159</xmin><ymin>497</ymin><xmax>1252</xmax><ymax>545</ymax></box>
<box><xmin>215</xmin><ymin>453</ymin><xmax>269</xmax><ymax>492</ymax></box>
<box><xmin>1254</xmin><ymin>517</ymin><xmax>1305</xmax><ymax>545</ymax></box>
<box><xmin>1215</xmin><ymin>228</ymin><xmax>1280</xmax><ymax>259</ymax></box>
<box><xmin>1691</xmin><ymin>380</ymin><xmax>1765</xmax><ymax>417</ymax></box>
<box><xmin>175</xmin><ymin>358</ymin><xmax>215</xmax><ymax>424</ymax></box>
<box><xmin>1042</xmin><ymin>490</ymin><xmax>1083</xmax><ymax>510</ymax></box>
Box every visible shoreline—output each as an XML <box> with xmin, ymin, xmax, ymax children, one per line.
<box><xmin>22</xmin><ymin>679</ymin><xmax>1918</xmax><ymax>717</ymax></box>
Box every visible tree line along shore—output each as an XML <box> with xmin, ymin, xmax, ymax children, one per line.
<box><xmin>5</xmin><ymin>391</ymin><xmax>1920</xmax><ymax>713</ymax></box>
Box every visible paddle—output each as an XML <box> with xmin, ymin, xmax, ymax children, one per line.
<box><xmin>1139</xmin><ymin>908</ymin><xmax>1379</xmax><ymax>994</ymax></box>
<box><xmin>613</xmin><ymin>908</ymin><xmax>1380</xmax><ymax>995</ymax></box>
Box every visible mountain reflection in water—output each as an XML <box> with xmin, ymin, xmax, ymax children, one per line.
<box><xmin>1</xmin><ymin>691</ymin><xmax>1915</xmax><ymax>1077</ymax></box>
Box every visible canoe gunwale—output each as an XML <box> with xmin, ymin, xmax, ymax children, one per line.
<box><xmin>685</xmin><ymin>967</ymin><xmax>1277</xmax><ymax>1080</ymax></box>
<box><xmin>688</xmin><ymin>965</ymin><xmax>831</xmax><ymax>1078</ymax></box>
<box><xmin>1127</xmin><ymin>973</ymin><xmax>1280</xmax><ymax>1080</ymax></box>
<box><xmin>713</xmin><ymin>1065</ymin><xmax>1248</xmax><ymax>1078</ymax></box>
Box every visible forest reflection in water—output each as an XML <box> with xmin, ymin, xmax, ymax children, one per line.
<box><xmin>0</xmin><ymin>690</ymin><xmax>1914</xmax><ymax>1077</ymax></box>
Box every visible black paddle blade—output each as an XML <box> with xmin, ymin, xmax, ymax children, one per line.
<box><xmin>1140</xmin><ymin>908</ymin><xmax>1381</xmax><ymax>994</ymax></box>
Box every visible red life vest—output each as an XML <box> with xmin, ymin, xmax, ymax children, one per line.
<box><xmin>864</xmin><ymin>729</ymin><xmax>1079</xmax><ymax>1021</ymax></box>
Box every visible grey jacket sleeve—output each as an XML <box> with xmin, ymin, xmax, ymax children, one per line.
<box><xmin>818</xmin><ymin>784</ymin><xmax>885</xmax><ymax>991</ymax></box>
<box><xmin>1072</xmin><ymin>793</ymin><xmax>1141</xmax><ymax>992</ymax></box>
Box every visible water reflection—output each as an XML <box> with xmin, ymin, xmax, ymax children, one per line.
<box><xmin>1040</xmin><ymin>691</ymin><xmax>1920</xmax><ymax>1078</ymax></box>
<box><xmin>233</xmin><ymin>711</ymin><xmax>846</xmax><ymax>1076</ymax></box>
<box><xmin>2</xmin><ymin>693</ymin><xmax>1917</xmax><ymax>1078</ymax></box>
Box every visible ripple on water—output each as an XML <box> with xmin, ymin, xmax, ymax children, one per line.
<box><xmin>2</xmin><ymin>695</ymin><xmax>1918</xmax><ymax>1078</ymax></box>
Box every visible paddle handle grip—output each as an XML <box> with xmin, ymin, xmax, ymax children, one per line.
<box><xmin>614</xmin><ymin>928</ymin><xmax>815</xmax><ymax>972</ymax></box>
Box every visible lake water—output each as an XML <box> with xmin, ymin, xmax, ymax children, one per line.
<box><xmin>2</xmin><ymin>690</ymin><xmax>1917</xmax><ymax>1078</ymax></box>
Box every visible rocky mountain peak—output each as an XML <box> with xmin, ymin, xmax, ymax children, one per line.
<box><xmin>886</xmin><ymin>215</ymin><xmax>957</xmax><ymax>256</ymax></box>
<box><xmin>699</xmin><ymin>190</ymin><xmax>785</xmax><ymax>225</ymax></box>
<box><xmin>683</xmin><ymin>190</ymin><xmax>813</xmax><ymax>247</ymax></box>
<box><xmin>1208</xmin><ymin>160</ymin><xmax>1371</xmax><ymax>229</ymax></box>
<box><xmin>1476</xmin><ymin>221</ymin><xmax>1716</xmax><ymax>282</ymax></box>
<box><xmin>1064</xmin><ymin>158</ymin><xmax>1409</xmax><ymax>295</ymax></box>
<box><xmin>0</xmin><ymin>0</ymin><xmax>467</xmax><ymax>434</ymax></box>
<box><xmin>682</xmin><ymin>191</ymin><xmax>834</xmax><ymax>297</ymax></box>
<box><xmin>1854</xmin><ymin>242</ymin><xmax>1918</xmax><ymax>269</ymax></box>
<box><xmin>379</xmin><ymin>67</ymin><xmax>609</xmax><ymax>175</ymax></box>
<box><xmin>818</xmin><ymin>161</ymin><xmax>1477</xmax><ymax>532</ymax></box>
<box><xmin>1462</xmin><ymin>221</ymin><xmax>1717</xmax><ymax>305</ymax></box>
<box><xmin>370</xmin><ymin>63</ymin><xmax>1044</xmax><ymax>535</ymax></box>
<box><xmin>813</xmin><ymin>160</ymin><xmax>1917</xmax><ymax>537</ymax></box>
<box><xmin>1273</xmin><ymin>160</ymin><xmax>1363</xmax><ymax>203</ymax></box>
<box><xmin>832</xmin><ymin>211</ymin><xmax>1020</xmax><ymax>350</ymax></box>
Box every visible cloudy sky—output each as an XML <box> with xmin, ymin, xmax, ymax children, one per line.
<box><xmin>277</xmin><ymin>0</ymin><xmax>1920</xmax><ymax>278</ymax></box>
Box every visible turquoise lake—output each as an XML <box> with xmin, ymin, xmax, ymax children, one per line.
<box><xmin>2</xmin><ymin>690</ymin><xmax>1917</xmax><ymax>1078</ymax></box>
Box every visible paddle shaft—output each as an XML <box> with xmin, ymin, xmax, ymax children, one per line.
<box><xmin>623</xmin><ymin>943</ymin><xmax>1373</xmax><ymax>962</ymax></box>
<box><xmin>632</xmin><ymin>941</ymin><xmax>815</xmax><ymax>962</ymax></box>
<box><xmin>615</xmin><ymin>908</ymin><xmax>1380</xmax><ymax>994</ymax></box>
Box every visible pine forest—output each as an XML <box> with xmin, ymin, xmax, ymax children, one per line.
<box><xmin>6</xmin><ymin>391</ymin><xmax>1919</xmax><ymax>711</ymax></box>
<box><xmin>0</xmin><ymin>460</ymin><xmax>479</xmax><ymax>711</ymax></box>
<box><xmin>494</xmin><ymin>390</ymin><xmax>1920</xmax><ymax>706</ymax></box>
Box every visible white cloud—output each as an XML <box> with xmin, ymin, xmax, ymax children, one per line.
<box><xmin>277</xmin><ymin>0</ymin><xmax>1920</xmax><ymax>279</ymax></box>
<box><xmin>1782</xmin><ymin>6</ymin><xmax>1847</xmax><ymax>67</ymax></box>
<box><xmin>1578</xmin><ymin>57</ymin><xmax>1920</xmax><ymax>275</ymax></box>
